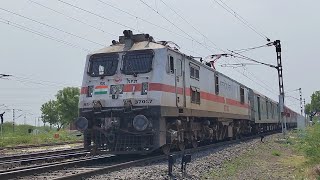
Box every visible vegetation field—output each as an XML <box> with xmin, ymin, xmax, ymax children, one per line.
<box><xmin>0</xmin><ymin>122</ymin><xmax>81</xmax><ymax>148</ymax></box>
<box><xmin>206</xmin><ymin>123</ymin><xmax>320</xmax><ymax>180</ymax></box>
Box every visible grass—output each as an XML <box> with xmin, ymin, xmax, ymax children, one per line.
<box><xmin>207</xmin><ymin>148</ymin><xmax>257</xmax><ymax>179</ymax></box>
<box><xmin>271</xmin><ymin>150</ymin><xmax>281</xmax><ymax>156</ymax></box>
<box><xmin>288</xmin><ymin>122</ymin><xmax>320</xmax><ymax>179</ymax></box>
<box><xmin>204</xmin><ymin>131</ymin><xmax>318</xmax><ymax>180</ymax></box>
<box><xmin>0</xmin><ymin>122</ymin><xmax>81</xmax><ymax>148</ymax></box>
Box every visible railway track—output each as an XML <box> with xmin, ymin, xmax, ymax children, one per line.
<box><xmin>0</xmin><ymin>147</ymin><xmax>87</xmax><ymax>174</ymax></box>
<box><xmin>0</xmin><ymin>141</ymin><xmax>83</xmax><ymax>151</ymax></box>
<box><xmin>0</xmin><ymin>131</ymin><xmax>277</xmax><ymax>180</ymax></box>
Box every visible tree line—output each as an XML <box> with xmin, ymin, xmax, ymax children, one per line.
<box><xmin>41</xmin><ymin>87</ymin><xmax>79</xmax><ymax>131</ymax></box>
<box><xmin>304</xmin><ymin>91</ymin><xmax>320</xmax><ymax>120</ymax></box>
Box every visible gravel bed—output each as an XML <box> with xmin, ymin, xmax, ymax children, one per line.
<box><xmin>89</xmin><ymin>135</ymin><xmax>276</xmax><ymax>180</ymax></box>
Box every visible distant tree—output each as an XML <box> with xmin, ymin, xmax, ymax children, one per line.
<box><xmin>41</xmin><ymin>100</ymin><xmax>60</xmax><ymax>129</ymax></box>
<box><xmin>41</xmin><ymin>87</ymin><xmax>80</xmax><ymax>131</ymax></box>
<box><xmin>56</xmin><ymin>87</ymin><xmax>80</xmax><ymax>127</ymax></box>
<box><xmin>311</xmin><ymin>91</ymin><xmax>320</xmax><ymax>112</ymax></box>
<box><xmin>305</xmin><ymin>103</ymin><xmax>311</xmax><ymax>115</ymax></box>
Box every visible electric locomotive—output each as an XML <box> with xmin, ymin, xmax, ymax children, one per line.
<box><xmin>75</xmin><ymin>30</ymin><xmax>298</xmax><ymax>155</ymax></box>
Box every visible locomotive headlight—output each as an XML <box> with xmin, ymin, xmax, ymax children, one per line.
<box><xmin>133</xmin><ymin>115</ymin><xmax>149</xmax><ymax>131</ymax></box>
<box><xmin>75</xmin><ymin>117</ymin><xmax>88</xmax><ymax>131</ymax></box>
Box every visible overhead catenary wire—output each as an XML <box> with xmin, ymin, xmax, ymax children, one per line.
<box><xmin>156</xmin><ymin>0</ymin><xmax>279</xmax><ymax>95</ymax></box>
<box><xmin>56</xmin><ymin>0</ymin><xmax>139</xmax><ymax>31</ymax></box>
<box><xmin>0</xmin><ymin>7</ymin><xmax>105</xmax><ymax>47</ymax></box>
<box><xmin>27</xmin><ymin>0</ymin><xmax>116</xmax><ymax>37</ymax></box>
<box><xmin>158</xmin><ymin>0</ymin><xmax>224</xmax><ymax>52</ymax></box>
<box><xmin>96</xmin><ymin>0</ymin><xmax>194</xmax><ymax>42</ymax></box>
<box><xmin>146</xmin><ymin>0</ymin><xmax>279</xmax><ymax>98</ymax></box>
<box><xmin>13</xmin><ymin>76</ymin><xmax>77</xmax><ymax>87</ymax></box>
<box><xmin>210</xmin><ymin>0</ymin><xmax>270</xmax><ymax>41</ymax></box>
<box><xmin>0</xmin><ymin>18</ymin><xmax>90</xmax><ymax>52</ymax></box>
<box><xmin>231</xmin><ymin>42</ymin><xmax>274</xmax><ymax>54</ymax></box>
<box><xmin>138</xmin><ymin>0</ymin><xmax>214</xmax><ymax>53</ymax></box>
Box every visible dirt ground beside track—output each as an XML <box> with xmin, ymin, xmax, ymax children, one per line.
<box><xmin>204</xmin><ymin>134</ymin><xmax>312</xmax><ymax>180</ymax></box>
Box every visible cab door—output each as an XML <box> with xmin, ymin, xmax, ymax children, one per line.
<box><xmin>175</xmin><ymin>56</ymin><xmax>185</xmax><ymax>108</ymax></box>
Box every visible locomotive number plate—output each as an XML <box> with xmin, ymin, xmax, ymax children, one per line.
<box><xmin>134</xmin><ymin>99</ymin><xmax>153</xmax><ymax>104</ymax></box>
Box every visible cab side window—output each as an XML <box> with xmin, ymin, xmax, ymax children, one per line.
<box><xmin>168</xmin><ymin>56</ymin><xmax>174</xmax><ymax>74</ymax></box>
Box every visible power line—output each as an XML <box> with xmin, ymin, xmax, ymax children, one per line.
<box><xmin>27</xmin><ymin>0</ymin><xmax>116</xmax><ymax>37</ymax></box>
<box><xmin>0</xmin><ymin>7</ymin><xmax>104</xmax><ymax>46</ymax></box>
<box><xmin>210</xmin><ymin>0</ymin><xmax>270</xmax><ymax>41</ymax></box>
<box><xmin>158</xmin><ymin>0</ymin><xmax>223</xmax><ymax>52</ymax></box>
<box><xmin>0</xmin><ymin>18</ymin><xmax>90</xmax><ymax>52</ymax></box>
<box><xmin>56</xmin><ymin>0</ymin><xmax>212</xmax><ymax>56</ymax></box>
<box><xmin>96</xmin><ymin>0</ymin><xmax>193</xmax><ymax>42</ymax></box>
<box><xmin>142</xmin><ymin>0</ymin><xmax>278</xmax><ymax>97</ymax></box>
<box><xmin>13</xmin><ymin>76</ymin><xmax>77</xmax><ymax>87</ymax></box>
<box><xmin>231</xmin><ymin>42</ymin><xmax>273</xmax><ymax>53</ymax></box>
<box><xmin>138</xmin><ymin>0</ymin><xmax>214</xmax><ymax>53</ymax></box>
<box><xmin>56</xmin><ymin>0</ymin><xmax>138</xmax><ymax>31</ymax></box>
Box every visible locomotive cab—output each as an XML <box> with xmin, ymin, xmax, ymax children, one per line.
<box><xmin>77</xmin><ymin>30</ymin><xmax>168</xmax><ymax>154</ymax></box>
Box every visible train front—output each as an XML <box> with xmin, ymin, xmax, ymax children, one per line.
<box><xmin>75</xmin><ymin>30</ymin><xmax>165</xmax><ymax>154</ymax></box>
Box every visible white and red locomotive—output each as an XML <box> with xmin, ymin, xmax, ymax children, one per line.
<box><xmin>76</xmin><ymin>30</ymin><xmax>299</xmax><ymax>154</ymax></box>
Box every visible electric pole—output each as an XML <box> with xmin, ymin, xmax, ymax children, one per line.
<box><xmin>13</xmin><ymin>109</ymin><xmax>15</xmax><ymax>132</ymax></box>
<box><xmin>274</xmin><ymin>40</ymin><xmax>287</xmax><ymax>135</ymax></box>
<box><xmin>12</xmin><ymin>108</ymin><xmax>23</xmax><ymax>132</ymax></box>
<box><xmin>299</xmin><ymin>88</ymin><xmax>303</xmax><ymax>115</ymax></box>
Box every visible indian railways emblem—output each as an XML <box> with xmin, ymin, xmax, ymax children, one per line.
<box><xmin>114</xmin><ymin>74</ymin><xmax>122</xmax><ymax>84</ymax></box>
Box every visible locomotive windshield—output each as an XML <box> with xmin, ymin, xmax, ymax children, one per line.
<box><xmin>122</xmin><ymin>50</ymin><xmax>154</xmax><ymax>75</ymax></box>
<box><xmin>88</xmin><ymin>53</ymin><xmax>118</xmax><ymax>76</ymax></box>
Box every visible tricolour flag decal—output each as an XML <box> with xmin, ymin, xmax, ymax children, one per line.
<box><xmin>94</xmin><ymin>85</ymin><xmax>108</xmax><ymax>95</ymax></box>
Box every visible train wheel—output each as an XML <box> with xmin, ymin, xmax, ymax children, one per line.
<box><xmin>162</xmin><ymin>144</ymin><xmax>171</xmax><ymax>155</ymax></box>
<box><xmin>178</xmin><ymin>142</ymin><xmax>185</xmax><ymax>151</ymax></box>
<box><xmin>192</xmin><ymin>140</ymin><xmax>198</xmax><ymax>148</ymax></box>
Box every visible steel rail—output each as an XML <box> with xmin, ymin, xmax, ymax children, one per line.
<box><xmin>0</xmin><ymin>154</ymin><xmax>115</xmax><ymax>180</ymax></box>
<box><xmin>0</xmin><ymin>147</ymin><xmax>84</xmax><ymax>162</ymax></box>
<box><xmin>51</xmin><ymin>132</ymin><xmax>278</xmax><ymax>180</ymax></box>
<box><xmin>0</xmin><ymin>151</ymin><xmax>87</xmax><ymax>170</ymax></box>
<box><xmin>0</xmin><ymin>141</ymin><xmax>83</xmax><ymax>150</ymax></box>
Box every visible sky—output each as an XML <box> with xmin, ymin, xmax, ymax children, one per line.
<box><xmin>0</xmin><ymin>0</ymin><xmax>319</xmax><ymax>125</ymax></box>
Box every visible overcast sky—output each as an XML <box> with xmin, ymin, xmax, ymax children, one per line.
<box><xmin>0</xmin><ymin>0</ymin><xmax>319</xmax><ymax>125</ymax></box>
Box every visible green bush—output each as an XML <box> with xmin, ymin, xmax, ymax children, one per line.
<box><xmin>299</xmin><ymin>123</ymin><xmax>320</xmax><ymax>165</ymax></box>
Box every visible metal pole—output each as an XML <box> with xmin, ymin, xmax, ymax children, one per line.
<box><xmin>274</xmin><ymin>40</ymin><xmax>286</xmax><ymax>135</ymax></box>
<box><xmin>304</xmin><ymin>98</ymin><xmax>307</xmax><ymax>126</ymax></box>
<box><xmin>299</xmin><ymin>88</ymin><xmax>303</xmax><ymax>115</ymax></box>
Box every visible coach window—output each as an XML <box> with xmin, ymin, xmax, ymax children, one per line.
<box><xmin>240</xmin><ymin>87</ymin><xmax>245</xmax><ymax>104</ymax></box>
<box><xmin>257</xmin><ymin>96</ymin><xmax>261</xmax><ymax>120</ymax></box>
<box><xmin>191</xmin><ymin>86</ymin><xmax>200</xmax><ymax>104</ymax></box>
<box><xmin>190</xmin><ymin>63</ymin><xmax>200</xmax><ymax>80</ymax></box>
<box><xmin>168</xmin><ymin>55</ymin><xmax>174</xmax><ymax>74</ymax></box>
<box><xmin>215</xmin><ymin>74</ymin><xmax>219</xmax><ymax>95</ymax></box>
